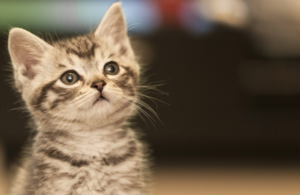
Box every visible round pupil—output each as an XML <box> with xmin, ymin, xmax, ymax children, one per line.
<box><xmin>107</xmin><ymin>65</ymin><xmax>115</xmax><ymax>73</ymax></box>
<box><xmin>66</xmin><ymin>74</ymin><xmax>74</xmax><ymax>82</ymax></box>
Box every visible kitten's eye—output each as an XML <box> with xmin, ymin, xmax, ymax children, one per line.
<box><xmin>104</xmin><ymin>62</ymin><xmax>119</xmax><ymax>75</ymax></box>
<box><xmin>61</xmin><ymin>71</ymin><xmax>79</xmax><ymax>85</ymax></box>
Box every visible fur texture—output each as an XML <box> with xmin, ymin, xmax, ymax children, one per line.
<box><xmin>7</xmin><ymin>3</ymin><xmax>151</xmax><ymax>195</ymax></box>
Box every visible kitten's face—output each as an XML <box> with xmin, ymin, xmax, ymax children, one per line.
<box><xmin>8</xmin><ymin>3</ymin><xmax>139</xmax><ymax>128</ymax></box>
<box><xmin>33</xmin><ymin>35</ymin><xmax>138</xmax><ymax>127</ymax></box>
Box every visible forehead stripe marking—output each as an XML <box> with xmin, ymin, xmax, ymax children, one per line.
<box><xmin>58</xmin><ymin>64</ymin><xmax>67</xmax><ymax>68</ymax></box>
<box><xmin>66</xmin><ymin>43</ymin><xmax>97</xmax><ymax>59</ymax></box>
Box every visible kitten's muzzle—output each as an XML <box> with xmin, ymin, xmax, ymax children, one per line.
<box><xmin>93</xmin><ymin>92</ymin><xmax>107</xmax><ymax>105</ymax></box>
<box><xmin>92</xmin><ymin>81</ymin><xmax>108</xmax><ymax>103</ymax></box>
<box><xmin>92</xmin><ymin>81</ymin><xmax>106</xmax><ymax>92</ymax></box>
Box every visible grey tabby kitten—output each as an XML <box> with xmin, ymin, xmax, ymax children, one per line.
<box><xmin>7</xmin><ymin>3</ymin><xmax>151</xmax><ymax>195</ymax></box>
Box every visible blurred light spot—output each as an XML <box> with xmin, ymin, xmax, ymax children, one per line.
<box><xmin>0</xmin><ymin>0</ymin><xmax>160</xmax><ymax>35</ymax></box>
<box><xmin>121</xmin><ymin>0</ymin><xmax>161</xmax><ymax>34</ymax></box>
<box><xmin>155</xmin><ymin>0</ymin><xmax>184</xmax><ymax>27</ymax></box>
<box><xmin>200</xmin><ymin>0</ymin><xmax>249</xmax><ymax>28</ymax></box>
<box><xmin>179</xmin><ymin>1</ymin><xmax>215</xmax><ymax>35</ymax></box>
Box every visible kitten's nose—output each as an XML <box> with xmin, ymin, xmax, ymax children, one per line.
<box><xmin>92</xmin><ymin>81</ymin><xmax>106</xmax><ymax>92</ymax></box>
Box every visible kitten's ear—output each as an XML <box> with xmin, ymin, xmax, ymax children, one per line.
<box><xmin>8</xmin><ymin>28</ymin><xmax>52</xmax><ymax>80</ymax></box>
<box><xmin>94</xmin><ymin>2</ymin><xmax>133</xmax><ymax>57</ymax></box>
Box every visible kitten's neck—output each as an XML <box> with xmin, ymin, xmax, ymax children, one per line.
<box><xmin>36</xmin><ymin>116</ymin><xmax>127</xmax><ymax>137</ymax></box>
<box><xmin>34</xmin><ymin>119</ymin><xmax>131</xmax><ymax>157</ymax></box>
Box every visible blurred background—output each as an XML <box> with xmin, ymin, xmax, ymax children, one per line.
<box><xmin>1</xmin><ymin>0</ymin><xmax>300</xmax><ymax>194</ymax></box>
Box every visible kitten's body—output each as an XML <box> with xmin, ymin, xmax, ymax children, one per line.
<box><xmin>10</xmin><ymin>126</ymin><xmax>147</xmax><ymax>195</ymax></box>
<box><xmin>7</xmin><ymin>3</ymin><xmax>150</xmax><ymax>195</ymax></box>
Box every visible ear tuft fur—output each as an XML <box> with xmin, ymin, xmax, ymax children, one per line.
<box><xmin>94</xmin><ymin>2</ymin><xmax>134</xmax><ymax>58</ymax></box>
<box><xmin>94</xmin><ymin>2</ymin><xmax>127</xmax><ymax>42</ymax></box>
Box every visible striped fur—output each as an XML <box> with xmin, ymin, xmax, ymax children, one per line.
<box><xmin>7</xmin><ymin>3</ymin><xmax>150</xmax><ymax>195</ymax></box>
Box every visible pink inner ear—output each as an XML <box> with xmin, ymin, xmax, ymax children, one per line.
<box><xmin>14</xmin><ymin>45</ymin><xmax>40</xmax><ymax>79</ymax></box>
<box><xmin>22</xmin><ymin>59</ymin><xmax>38</xmax><ymax>79</ymax></box>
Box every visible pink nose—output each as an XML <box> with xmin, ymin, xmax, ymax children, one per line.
<box><xmin>92</xmin><ymin>81</ymin><xmax>106</xmax><ymax>92</ymax></box>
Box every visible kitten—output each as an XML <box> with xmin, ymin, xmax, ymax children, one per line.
<box><xmin>7</xmin><ymin>3</ymin><xmax>151</xmax><ymax>195</ymax></box>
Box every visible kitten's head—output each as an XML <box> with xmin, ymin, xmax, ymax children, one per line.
<box><xmin>8</xmin><ymin>3</ymin><xmax>140</xmax><ymax>128</ymax></box>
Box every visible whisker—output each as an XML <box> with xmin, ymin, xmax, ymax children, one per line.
<box><xmin>109</xmin><ymin>89</ymin><xmax>161</xmax><ymax>127</ymax></box>
<box><xmin>138</xmin><ymin>93</ymin><xmax>170</xmax><ymax>106</ymax></box>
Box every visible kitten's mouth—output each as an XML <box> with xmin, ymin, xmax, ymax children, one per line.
<box><xmin>94</xmin><ymin>94</ymin><xmax>108</xmax><ymax>105</ymax></box>
<box><xmin>97</xmin><ymin>95</ymin><xmax>106</xmax><ymax>101</ymax></box>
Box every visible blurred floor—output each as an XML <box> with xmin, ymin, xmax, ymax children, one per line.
<box><xmin>153</xmin><ymin>166</ymin><xmax>300</xmax><ymax>195</ymax></box>
<box><xmin>1</xmin><ymin>164</ymin><xmax>300</xmax><ymax>194</ymax></box>
<box><xmin>0</xmin><ymin>142</ymin><xmax>7</xmax><ymax>195</ymax></box>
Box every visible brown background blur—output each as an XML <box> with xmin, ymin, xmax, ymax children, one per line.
<box><xmin>1</xmin><ymin>0</ymin><xmax>300</xmax><ymax>194</ymax></box>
